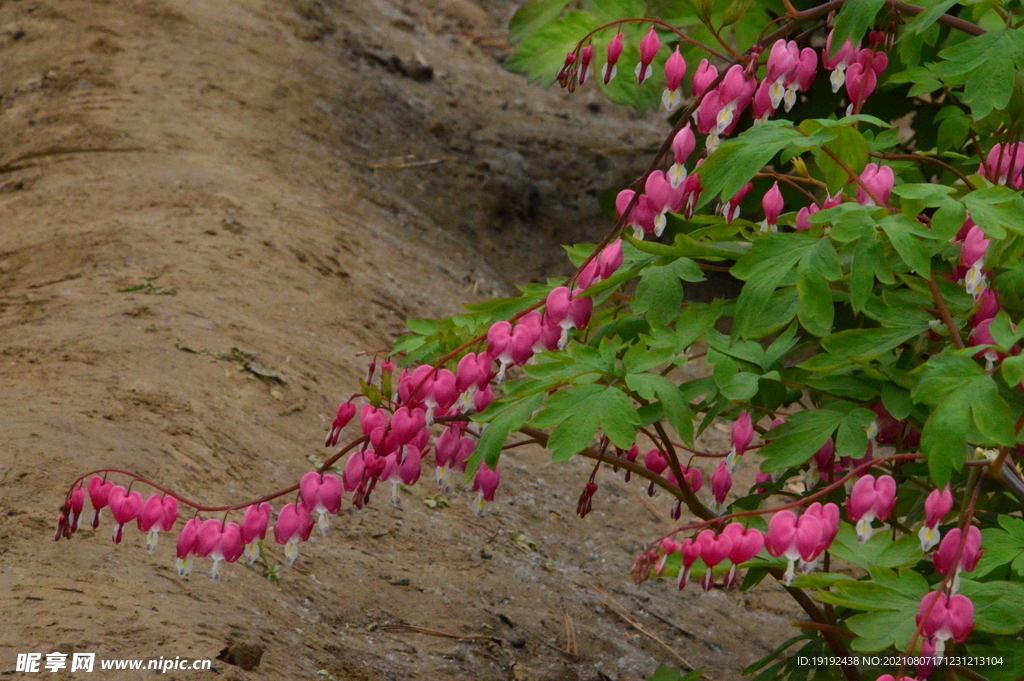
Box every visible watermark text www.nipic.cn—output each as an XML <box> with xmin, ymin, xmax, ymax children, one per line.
<box><xmin>15</xmin><ymin>653</ymin><xmax>213</xmax><ymax>673</ymax></box>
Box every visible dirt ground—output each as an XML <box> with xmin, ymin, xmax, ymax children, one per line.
<box><xmin>0</xmin><ymin>0</ymin><xmax>801</xmax><ymax>679</ymax></box>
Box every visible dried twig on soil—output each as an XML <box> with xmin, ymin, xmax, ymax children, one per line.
<box><xmin>587</xmin><ymin>582</ymin><xmax>706</xmax><ymax>678</ymax></box>
<box><xmin>362</xmin><ymin>156</ymin><xmax>448</xmax><ymax>170</ymax></box>
<box><xmin>368</xmin><ymin>623</ymin><xmax>501</xmax><ymax>645</ymax></box>
<box><xmin>562</xmin><ymin>611</ymin><xmax>578</xmax><ymax>659</ymax></box>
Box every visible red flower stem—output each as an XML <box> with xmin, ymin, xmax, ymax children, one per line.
<box><xmin>64</xmin><ymin>436</ymin><xmax>368</xmax><ymax>514</ymax></box>
<box><xmin>651</xmin><ymin>452</ymin><xmax>923</xmax><ymax>548</ymax></box>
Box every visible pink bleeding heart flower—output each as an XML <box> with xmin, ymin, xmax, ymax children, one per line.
<box><xmin>654</xmin><ymin>538</ymin><xmax>680</xmax><ymax>575</ymax></box>
<box><xmin>636</xmin><ymin>27</ymin><xmax>660</xmax><ymax>84</ymax></box>
<box><xmin>795</xmin><ymin>203</ymin><xmax>819</xmax><ymax>230</ymax></box>
<box><xmin>487</xmin><ymin>321</ymin><xmax>515</xmax><ymax>381</ymax></box>
<box><xmin>984</xmin><ymin>142</ymin><xmax>1024</xmax><ymax>186</ymax></box>
<box><xmin>662</xmin><ymin>47</ymin><xmax>687</xmax><ymax>112</ymax></box>
<box><xmin>972</xmin><ymin>289</ymin><xmax>1000</xmax><ymax>325</ymax></box>
<box><xmin>765</xmin><ymin>40</ymin><xmax>799</xmax><ymax>111</ymax></box>
<box><xmin>919</xmin><ymin>486</ymin><xmax>954</xmax><ymax>551</ymax></box>
<box><xmin>726</xmin><ymin>410</ymin><xmax>755</xmax><ymax>471</ymax></box>
<box><xmin>88</xmin><ymin>476</ymin><xmax>115</xmax><ymax>529</ymax></box>
<box><xmin>577</xmin><ymin>257</ymin><xmax>601</xmax><ymax>291</ymax></box>
<box><xmin>754</xmin><ymin>472</ymin><xmax>773</xmax><ymax>495</ymax></box>
<box><xmin>300</xmin><ymin>471</ymin><xmax>343</xmax><ymax>535</ymax></box>
<box><xmin>137</xmin><ymin>493</ymin><xmax>177</xmax><ymax>552</ymax></box>
<box><xmin>556</xmin><ymin>51</ymin><xmax>576</xmax><ymax>84</ymax></box>
<box><xmin>668</xmin><ymin>124</ymin><xmax>696</xmax><ymax>188</ymax></box>
<box><xmin>681</xmin><ymin>161</ymin><xmax>704</xmax><ymax>219</ymax></box>
<box><xmin>427</xmin><ymin>369</ymin><xmax>457</xmax><ymax>415</ymax></box>
<box><xmin>434</xmin><ymin>425</ymin><xmax>461</xmax><ymax>488</ymax></box>
<box><xmin>450</xmin><ymin>437</ymin><xmax>476</xmax><ymax>480</ymax></box>
<box><xmin>696</xmin><ymin>88</ymin><xmax>723</xmax><ymax>136</ymax></box>
<box><xmin>783</xmin><ymin>48</ymin><xmax>817</xmax><ymax>111</ymax></box>
<box><xmin>810</xmin><ymin>438</ymin><xmax>838</xmax><ymax>485</ymax></box>
<box><xmin>472</xmin><ymin>464</ymin><xmax>500</xmax><ymax>516</ymax></box>
<box><xmin>958</xmin><ymin>225</ymin><xmax>991</xmax><ymax>274</ymax></box>
<box><xmin>766</xmin><ymin>509</ymin><xmax>824</xmax><ymax>585</ymax></box>
<box><xmin>325</xmin><ymin>402</ymin><xmax>356</xmax><ymax>447</ymax></box>
<box><xmin>578</xmin><ymin>44</ymin><xmax>594</xmax><ymax>85</ymax></box>
<box><xmin>844</xmin><ymin>61</ymin><xmax>877</xmax><ymax>113</ymax></box>
<box><xmin>108</xmin><ymin>485</ymin><xmax>144</xmax><ymax>545</ymax></box>
<box><xmin>916</xmin><ymin>591</ymin><xmax>974</xmax><ymax>656</ymax></box>
<box><xmin>933</xmin><ymin>526</ymin><xmax>983</xmax><ymax>593</ymax></box>
<box><xmin>678</xmin><ymin>537</ymin><xmax>701</xmax><ymax>589</ymax></box>
<box><xmin>599</xmin><ymin>239</ymin><xmax>624</xmax><ymax>281</ymax></box>
<box><xmin>856</xmin><ymin>163</ymin><xmax>894</xmax><ymax>207</ymax></box>
<box><xmin>602</xmin><ymin>33</ymin><xmax>623</xmax><ymax>85</ymax></box>
<box><xmin>645</xmin><ymin>170</ymin><xmax>674</xmax><ymax>237</ymax></box>
<box><xmin>196</xmin><ymin>519</ymin><xmax>243</xmax><ymax>581</ymax></box>
<box><xmin>67</xmin><ymin>485</ymin><xmax>85</xmax><ymax>535</ymax></box>
<box><xmin>241</xmin><ymin>502</ymin><xmax>272</xmax><ymax>563</ymax></box>
<box><xmin>752</xmin><ymin>77</ymin><xmax>775</xmax><ymax>124</ymax></box>
<box><xmin>799</xmin><ymin>502</ymin><xmax>839</xmax><ymax>572</ymax></box>
<box><xmin>343</xmin><ymin>450</ymin><xmax>366</xmax><ymax>493</ymax></box>
<box><xmin>456</xmin><ymin>352</ymin><xmax>484</xmax><ymax>397</ymax></box>
<box><xmin>761</xmin><ymin>182</ymin><xmax>784</xmax><ymax>232</ymax></box>
<box><xmin>510</xmin><ymin>318</ymin><xmax>541</xmax><ymax>366</ymax></box>
<box><xmin>692</xmin><ymin>59</ymin><xmax>718</xmax><ymax>99</ymax></box>
<box><xmin>847</xmin><ymin>474</ymin><xmax>898</xmax><ymax>544</ymax></box>
<box><xmin>970</xmin><ymin>318</ymin><xmax>1005</xmax><ymax>370</ymax></box>
<box><xmin>274</xmin><ymin>502</ymin><xmax>313</xmax><ymax>566</ymax></box>
<box><xmin>718</xmin><ymin>65</ymin><xmax>756</xmax><ymax>133</ymax></box>
<box><xmin>359</xmin><ymin>404</ymin><xmax>388</xmax><ymax>435</ymax></box>
<box><xmin>961</xmin><ymin>225</ymin><xmax>991</xmax><ymax>298</ymax></box>
<box><xmin>721</xmin><ymin>183</ymin><xmax>752</xmax><ymax>225</ymax></box>
<box><xmin>669</xmin><ymin>465</ymin><xmax>703</xmax><ymax>493</ymax></box>
<box><xmin>917</xmin><ymin>637</ymin><xmax>939</xmax><ymax>679</ymax></box>
<box><xmin>644</xmin><ymin>449</ymin><xmax>668</xmax><ymax>496</ymax></box>
<box><xmin>711</xmin><ymin>461</ymin><xmax>732</xmax><ymax>515</ymax></box>
<box><xmin>175</xmin><ymin>516</ymin><xmax>202</xmax><ymax>577</ymax></box>
<box><xmin>399</xmin><ymin>445</ymin><xmax>422</xmax><ymax>487</ymax></box>
<box><xmin>390</xmin><ymin>407</ymin><xmax>420</xmax><ymax>445</ymax></box>
<box><xmin>615</xmin><ymin>189</ymin><xmax>645</xmax><ymax>238</ymax></box>
<box><xmin>876</xmin><ymin>676</ymin><xmax>918</xmax><ymax>681</ymax></box>
<box><xmin>822</xmin><ymin>29</ymin><xmax>856</xmax><ymax>92</ymax></box>
<box><xmin>696</xmin><ymin>529</ymin><xmax>733</xmax><ymax>591</ymax></box>
<box><xmin>721</xmin><ymin>523</ymin><xmax>765</xmax><ymax>588</ymax></box>
<box><xmin>474</xmin><ymin>384</ymin><xmax>495</xmax><ymax>413</ymax></box>
<box><xmin>619</xmin><ymin>443</ymin><xmax>640</xmax><ymax>482</ymax></box>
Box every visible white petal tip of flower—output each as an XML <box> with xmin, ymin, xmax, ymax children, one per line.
<box><xmin>176</xmin><ymin>557</ymin><xmax>193</xmax><ymax>578</ymax></box>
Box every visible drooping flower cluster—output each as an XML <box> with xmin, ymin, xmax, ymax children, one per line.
<box><xmin>766</xmin><ymin>502</ymin><xmax>840</xmax><ymax>585</ymax></box>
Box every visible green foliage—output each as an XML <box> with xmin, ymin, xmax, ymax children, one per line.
<box><xmin>384</xmin><ymin>3</ymin><xmax>1024</xmax><ymax>680</ymax></box>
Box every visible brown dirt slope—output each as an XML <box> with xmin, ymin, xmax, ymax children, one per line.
<box><xmin>0</xmin><ymin>0</ymin><xmax>798</xmax><ymax>679</ymax></box>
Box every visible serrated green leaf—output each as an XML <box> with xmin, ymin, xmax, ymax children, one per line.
<box><xmin>828</xmin><ymin>0</ymin><xmax>887</xmax><ymax>61</ymax></box>
<box><xmin>465</xmin><ymin>392</ymin><xmax>546</xmax><ymax>480</ymax></box>
<box><xmin>508</xmin><ymin>0</ymin><xmax>571</xmax><ymax>43</ymax></box>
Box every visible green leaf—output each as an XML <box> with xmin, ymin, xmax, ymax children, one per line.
<box><xmin>880</xmin><ymin>214</ymin><xmax>933</xmax><ymax>277</ymax></box>
<box><xmin>1002</xmin><ymin>355</ymin><xmax>1024</xmax><ymax>389</ymax></box>
<box><xmin>508</xmin><ymin>0</ymin><xmax>571</xmax><ymax>43</ymax></box>
<box><xmin>819</xmin><ymin>326</ymin><xmax>926</xmax><ymax>360</ymax></box>
<box><xmin>696</xmin><ymin>121</ymin><xmax>807</xmax><ymax>209</ymax></box>
<box><xmin>759</xmin><ymin>407</ymin><xmax>848</xmax><ymax>471</ymax></box>
<box><xmin>962</xmin><ymin>186</ymin><xmax>1024</xmax><ymax>238</ymax></box>
<box><xmin>828</xmin><ymin>0</ymin><xmax>887</xmax><ymax>62</ymax></box>
<box><xmin>958</xmin><ymin>32</ymin><xmax>1020</xmax><ymax>120</ymax></box>
<box><xmin>818</xmin><ymin>125</ymin><xmax>869</xmax><ymax>195</ymax></box>
<box><xmin>973</xmin><ymin>516</ymin><xmax>1024</xmax><ymax>578</ymax></box>
<box><xmin>903</xmin><ymin>0</ymin><xmax>959</xmax><ymax>36</ymax></box>
<box><xmin>959</xmin><ymin>580</ymin><xmax>1024</xmax><ymax>635</ymax></box>
<box><xmin>544</xmin><ymin>386</ymin><xmax>640</xmax><ymax>461</ymax></box>
<box><xmin>466</xmin><ymin>392</ymin><xmax>545</xmax><ymax>479</ymax></box>
<box><xmin>626</xmin><ymin>373</ymin><xmax>695</xmax><ymax>446</ymax></box>
<box><xmin>633</xmin><ymin>258</ymin><xmax>705</xmax><ymax>324</ymax></box>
